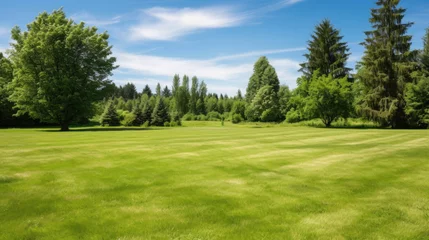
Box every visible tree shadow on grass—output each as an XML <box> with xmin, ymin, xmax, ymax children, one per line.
<box><xmin>39</xmin><ymin>127</ymin><xmax>166</xmax><ymax>132</ymax></box>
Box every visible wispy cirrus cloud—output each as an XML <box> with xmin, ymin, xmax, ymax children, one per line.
<box><xmin>71</xmin><ymin>12</ymin><xmax>121</xmax><ymax>26</ymax></box>
<box><xmin>129</xmin><ymin>0</ymin><xmax>304</xmax><ymax>41</ymax></box>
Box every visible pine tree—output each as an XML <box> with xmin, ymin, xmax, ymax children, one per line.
<box><xmin>162</xmin><ymin>86</ymin><xmax>172</xmax><ymax>98</ymax></box>
<box><xmin>246</xmin><ymin>56</ymin><xmax>270</xmax><ymax>102</ymax></box>
<box><xmin>420</xmin><ymin>28</ymin><xmax>429</xmax><ymax>75</ymax></box>
<box><xmin>357</xmin><ymin>0</ymin><xmax>416</xmax><ymax>128</ymax></box>
<box><xmin>189</xmin><ymin>76</ymin><xmax>199</xmax><ymax>114</ymax></box>
<box><xmin>237</xmin><ymin>90</ymin><xmax>243</xmax><ymax>100</ymax></box>
<box><xmin>156</xmin><ymin>83</ymin><xmax>161</xmax><ymax>97</ymax></box>
<box><xmin>151</xmin><ymin>98</ymin><xmax>170</xmax><ymax>126</ymax></box>
<box><xmin>142</xmin><ymin>85</ymin><xmax>152</xmax><ymax>98</ymax></box>
<box><xmin>132</xmin><ymin>106</ymin><xmax>144</xmax><ymax>126</ymax></box>
<box><xmin>100</xmin><ymin>100</ymin><xmax>120</xmax><ymax>126</ymax></box>
<box><xmin>300</xmin><ymin>19</ymin><xmax>351</xmax><ymax>79</ymax></box>
<box><xmin>142</xmin><ymin>101</ymin><xmax>153</xmax><ymax>125</ymax></box>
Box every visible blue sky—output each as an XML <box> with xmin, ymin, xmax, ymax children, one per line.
<box><xmin>0</xmin><ymin>0</ymin><xmax>428</xmax><ymax>95</ymax></box>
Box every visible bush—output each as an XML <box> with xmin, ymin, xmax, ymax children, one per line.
<box><xmin>170</xmin><ymin>121</ymin><xmax>177</xmax><ymax>127</ymax></box>
<box><xmin>196</xmin><ymin>114</ymin><xmax>207</xmax><ymax>121</ymax></box>
<box><xmin>207</xmin><ymin>111</ymin><xmax>221</xmax><ymax>121</ymax></box>
<box><xmin>286</xmin><ymin>108</ymin><xmax>301</xmax><ymax>123</ymax></box>
<box><xmin>232</xmin><ymin>114</ymin><xmax>243</xmax><ymax>124</ymax></box>
<box><xmin>182</xmin><ymin>113</ymin><xmax>196</xmax><ymax>121</ymax></box>
<box><xmin>121</xmin><ymin>112</ymin><xmax>136</xmax><ymax>126</ymax></box>
<box><xmin>164</xmin><ymin>122</ymin><xmax>171</xmax><ymax>127</ymax></box>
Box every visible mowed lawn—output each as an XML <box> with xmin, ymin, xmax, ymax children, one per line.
<box><xmin>1</xmin><ymin>124</ymin><xmax>429</xmax><ymax>239</ymax></box>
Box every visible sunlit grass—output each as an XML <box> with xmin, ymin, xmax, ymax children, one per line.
<box><xmin>1</xmin><ymin>124</ymin><xmax>428</xmax><ymax>239</ymax></box>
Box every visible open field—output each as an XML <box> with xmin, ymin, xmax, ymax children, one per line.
<box><xmin>1</xmin><ymin>123</ymin><xmax>429</xmax><ymax>239</ymax></box>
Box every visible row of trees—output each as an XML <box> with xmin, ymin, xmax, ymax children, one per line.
<box><xmin>0</xmin><ymin>1</ymin><xmax>428</xmax><ymax>130</ymax></box>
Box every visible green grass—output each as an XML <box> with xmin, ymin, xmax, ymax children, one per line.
<box><xmin>1</xmin><ymin>123</ymin><xmax>429</xmax><ymax>239</ymax></box>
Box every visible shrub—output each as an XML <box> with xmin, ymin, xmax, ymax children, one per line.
<box><xmin>286</xmin><ymin>108</ymin><xmax>301</xmax><ymax>123</ymax></box>
<box><xmin>142</xmin><ymin>121</ymin><xmax>150</xmax><ymax>128</ymax></box>
<box><xmin>232</xmin><ymin>114</ymin><xmax>243</xmax><ymax>124</ymax></box>
<box><xmin>121</xmin><ymin>112</ymin><xmax>136</xmax><ymax>126</ymax></box>
<box><xmin>182</xmin><ymin>113</ymin><xmax>196</xmax><ymax>121</ymax></box>
<box><xmin>164</xmin><ymin>122</ymin><xmax>171</xmax><ymax>127</ymax></box>
<box><xmin>170</xmin><ymin>121</ymin><xmax>177</xmax><ymax>127</ymax></box>
<box><xmin>207</xmin><ymin>111</ymin><xmax>221</xmax><ymax>121</ymax></box>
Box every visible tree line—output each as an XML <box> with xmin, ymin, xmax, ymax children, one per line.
<box><xmin>0</xmin><ymin>0</ymin><xmax>429</xmax><ymax>130</ymax></box>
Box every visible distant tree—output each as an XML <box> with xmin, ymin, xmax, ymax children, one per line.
<box><xmin>196</xmin><ymin>99</ymin><xmax>205</xmax><ymax>115</ymax></box>
<box><xmin>0</xmin><ymin>52</ymin><xmax>15</xmax><ymax>126</ymax></box>
<box><xmin>177</xmin><ymin>75</ymin><xmax>190</xmax><ymax>115</ymax></box>
<box><xmin>231</xmin><ymin>101</ymin><xmax>246</xmax><ymax>119</ymax></box>
<box><xmin>122</xmin><ymin>82</ymin><xmax>137</xmax><ymax>100</ymax></box>
<box><xmin>156</xmin><ymin>83</ymin><xmax>161</xmax><ymax>97</ymax></box>
<box><xmin>356</xmin><ymin>0</ymin><xmax>416</xmax><ymax>128</ymax></box>
<box><xmin>142</xmin><ymin>84</ymin><xmax>152</xmax><ymax>97</ymax></box>
<box><xmin>278</xmin><ymin>85</ymin><xmax>292</xmax><ymax>119</ymax></box>
<box><xmin>151</xmin><ymin>98</ymin><xmax>170</xmax><ymax>126</ymax></box>
<box><xmin>206</xmin><ymin>97</ymin><xmax>218</xmax><ymax>113</ymax></box>
<box><xmin>141</xmin><ymin>101</ymin><xmax>153</xmax><ymax>125</ymax></box>
<box><xmin>8</xmin><ymin>9</ymin><xmax>117</xmax><ymax>131</ymax></box>
<box><xmin>246</xmin><ymin>56</ymin><xmax>270</xmax><ymax>102</ymax></box>
<box><xmin>236</xmin><ymin>89</ymin><xmax>243</xmax><ymax>100</ymax></box>
<box><xmin>100</xmin><ymin>100</ymin><xmax>120</xmax><ymax>126</ymax></box>
<box><xmin>420</xmin><ymin>28</ymin><xmax>429</xmax><ymax>74</ymax></box>
<box><xmin>162</xmin><ymin>86</ymin><xmax>172</xmax><ymax>98</ymax></box>
<box><xmin>132</xmin><ymin>106</ymin><xmax>144</xmax><ymax>126</ymax></box>
<box><xmin>189</xmin><ymin>76</ymin><xmax>199</xmax><ymax>114</ymax></box>
<box><xmin>172</xmin><ymin>74</ymin><xmax>180</xmax><ymax>97</ymax></box>
<box><xmin>307</xmin><ymin>72</ymin><xmax>353</xmax><ymax>127</ymax></box>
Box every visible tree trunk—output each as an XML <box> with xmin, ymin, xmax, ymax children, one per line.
<box><xmin>60</xmin><ymin>123</ymin><xmax>70</xmax><ymax>131</ymax></box>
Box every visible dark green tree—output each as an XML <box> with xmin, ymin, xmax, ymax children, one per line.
<box><xmin>162</xmin><ymin>86</ymin><xmax>172</xmax><ymax>98</ymax></box>
<box><xmin>278</xmin><ymin>85</ymin><xmax>292</xmax><ymax>119</ymax></box>
<box><xmin>100</xmin><ymin>101</ymin><xmax>120</xmax><ymax>126</ymax></box>
<box><xmin>156</xmin><ymin>83</ymin><xmax>161</xmax><ymax>97</ymax></box>
<box><xmin>189</xmin><ymin>76</ymin><xmax>199</xmax><ymax>114</ymax></box>
<box><xmin>122</xmin><ymin>82</ymin><xmax>137</xmax><ymax>100</ymax></box>
<box><xmin>172</xmin><ymin>74</ymin><xmax>180</xmax><ymax>97</ymax></box>
<box><xmin>142</xmin><ymin>84</ymin><xmax>152</xmax><ymax>98</ymax></box>
<box><xmin>420</xmin><ymin>28</ymin><xmax>429</xmax><ymax>74</ymax></box>
<box><xmin>357</xmin><ymin>0</ymin><xmax>416</xmax><ymax>128</ymax></box>
<box><xmin>142</xmin><ymin>101</ymin><xmax>153</xmax><ymax>125</ymax></box>
<box><xmin>132</xmin><ymin>106</ymin><xmax>144</xmax><ymax>126</ymax></box>
<box><xmin>300</xmin><ymin>19</ymin><xmax>351</xmax><ymax>79</ymax></box>
<box><xmin>151</xmin><ymin>98</ymin><xmax>170</xmax><ymax>126</ymax></box>
<box><xmin>9</xmin><ymin>9</ymin><xmax>117</xmax><ymax>131</ymax></box>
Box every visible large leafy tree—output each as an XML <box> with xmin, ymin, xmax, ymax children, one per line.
<box><xmin>246</xmin><ymin>56</ymin><xmax>270</xmax><ymax>102</ymax></box>
<box><xmin>0</xmin><ymin>53</ymin><xmax>16</xmax><ymax>126</ymax></box>
<box><xmin>405</xmin><ymin>76</ymin><xmax>429</xmax><ymax>128</ymax></box>
<box><xmin>300</xmin><ymin>19</ymin><xmax>351</xmax><ymax>79</ymax></box>
<box><xmin>246</xmin><ymin>86</ymin><xmax>280</xmax><ymax>122</ymax></box>
<box><xmin>357</xmin><ymin>0</ymin><xmax>416</xmax><ymax>128</ymax></box>
<box><xmin>307</xmin><ymin>72</ymin><xmax>353</xmax><ymax>127</ymax></box>
<box><xmin>9</xmin><ymin>9</ymin><xmax>116</xmax><ymax>131</ymax></box>
<box><xmin>419</xmin><ymin>28</ymin><xmax>429</xmax><ymax>75</ymax></box>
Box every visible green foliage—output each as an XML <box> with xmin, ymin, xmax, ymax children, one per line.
<box><xmin>246</xmin><ymin>86</ymin><xmax>280</xmax><ymax>122</ymax></box>
<box><xmin>420</xmin><ymin>28</ymin><xmax>429</xmax><ymax>74</ymax></box>
<box><xmin>121</xmin><ymin>111</ymin><xmax>136</xmax><ymax>126</ymax></box>
<box><xmin>100</xmin><ymin>101</ymin><xmax>120</xmax><ymax>126</ymax></box>
<box><xmin>405</xmin><ymin>76</ymin><xmax>429</xmax><ymax>128</ymax></box>
<box><xmin>278</xmin><ymin>85</ymin><xmax>292</xmax><ymax>119</ymax></box>
<box><xmin>151</xmin><ymin>98</ymin><xmax>170</xmax><ymax>126</ymax></box>
<box><xmin>122</xmin><ymin>83</ymin><xmax>138</xmax><ymax>100</ymax></box>
<box><xmin>141</xmin><ymin>102</ymin><xmax>153</xmax><ymax>126</ymax></box>
<box><xmin>132</xmin><ymin>106</ymin><xmax>144</xmax><ymax>126</ymax></box>
<box><xmin>162</xmin><ymin>86</ymin><xmax>172</xmax><ymax>98</ymax></box>
<box><xmin>207</xmin><ymin>111</ymin><xmax>221</xmax><ymax>121</ymax></box>
<box><xmin>306</xmin><ymin>73</ymin><xmax>353</xmax><ymax>127</ymax></box>
<box><xmin>356</xmin><ymin>0</ymin><xmax>417</xmax><ymax>128</ymax></box>
<box><xmin>189</xmin><ymin>76</ymin><xmax>199</xmax><ymax>114</ymax></box>
<box><xmin>8</xmin><ymin>9</ymin><xmax>116</xmax><ymax>131</ymax></box>
<box><xmin>231</xmin><ymin>101</ymin><xmax>246</xmax><ymax>119</ymax></box>
<box><xmin>285</xmin><ymin>108</ymin><xmax>302</xmax><ymax>123</ymax></box>
<box><xmin>300</xmin><ymin>19</ymin><xmax>351</xmax><ymax>78</ymax></box>
<box><xmin>142</xmin><ymin>85</ymin><xmax>152</xmax><ymax>98</ymax></box>
<box><xmin>232</xmin><ymin>113</ymin><xmax>243</xmax><ymax>124</ymax></box>
<box><xmin>246</xmin><ymin>56</ymin><xmax>270</xmax><ymax>102</ymax></box>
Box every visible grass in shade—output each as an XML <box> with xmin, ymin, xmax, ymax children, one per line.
<box><xmin>1</xmin><ymin>122</ymin><xmax>429</xmax><ymax>239</ymax></box>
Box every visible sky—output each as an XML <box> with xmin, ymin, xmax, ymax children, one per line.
<box><xmin>0</xmin><ymin>0</ymin><xmax>428</xmax><ymax>95</ymax></box>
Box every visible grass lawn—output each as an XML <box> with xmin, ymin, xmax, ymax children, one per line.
<box><xmin>1</xmin><ymin>123</ymin><xmax>429</xmax><ymax>239</ymax></box>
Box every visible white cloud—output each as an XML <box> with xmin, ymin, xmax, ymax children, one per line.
<box><xmin>211</xmin><ymin>47</ymin><xmax>305</xmax><ymax>61</ymax></box>
<box><xmin>129</xmin><ymin>6</ymin><xmax>244</xmax><ymax>41</ymax></box>
<box><xmin>129</xmin><ymin>0</ymin><xmax>304</xmax><ymax>41</ymax></box>
<box><xmin>71</xmin><ymin>12</ymin><xmax>121</xmax><ymax>26</ymax></box>
<box><xmin>114</xmin><ymin>48</ymin><xmax>302</xmax><ymax>95</ymax></box>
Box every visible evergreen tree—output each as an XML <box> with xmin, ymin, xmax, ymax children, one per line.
<box><xmin>142</xmin><ymin>101</ymin><xmax>153</xmax><ymax>125</ymax></box>
<box><xmin>246</xmin><ymin>56</ymin><xmax>270</xmax><ymax>102</ymax></box>
<box><xmin>262</xmin><ymin>65</ymin><xmax>280</xmax><ymax>93</ymax></box>
<box><xmin>122</xmin><ymin>82</ymin><xmax>137</xmax><ymax>100</ymax></box>
<box><xmin>420</xmin><ymin>28</ymin><xmax>429</xmax><ymax>75</ymax></box>
<box><xmin>237</xmin><ymin>89</ymin><xmax>243</xmax><ymax>100</ymax></box>
<box><xmin>300</xmin><ymin>19</ymin><xmax>351</xmax><ymax>79</ymax></box>
<box><xmin>142</xmin><ymin>84</ymin><xmax>152</xmax><ymax>97</ymax></box>
<box><xmin>151</xmin><ymin>98</ymin><xmax>170</xmax><ymax>126</ymax></box>
<box><xmin>357</xmin><ymin>0</ymin><xmax>416</xmax><ymax>128</ymax></box>
<box><xmin>156</xmin><ymin>83</ymin><xmax>162</xmax><ymax>97</ymax></box>
<box><xmin>189</xmin><ymin>76</ymin><xmax>199</xmax><ymax>114</ymax></box>
<box><xmin>162</xmin><ymin>86</ymin><xmax>172</xmax><ymax>98</ymax></box>
<box><xmin>246</xmin><ymin>86</ymin><xmax>280</xmax><ymax>122</ymax></box>
<box><xmin>100</xmin><ymin>101</ymin><xmax>120</xmax><ymax>126</ymax></box>
<box><xmin>132</xmin><ymin>106</ymin><xmax>144</xmax><ymax>126</ymax></box>
<box><xmin>172</xmin><ymin>74</ymin><xmax>180</xmax><ymax>97</ymax></box>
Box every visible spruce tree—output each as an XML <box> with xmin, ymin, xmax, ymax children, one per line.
<box><xmin>151</xmin><ymin>98</ymin><xmax>170</xmax><ymax>126</ymax></box>
<box><xmin>300</xmin><ymin>19</ymin><xmax>351</xmax><ymax>79</ymax></box>
<box><xmin>162</xmin><ymin>86</ymin><xmax>172</xmax><ymax>98</ymax></box>
<box><xmin>156</xmin><ymin>83</ymin><xmax>161</xmax><ymax>97</ymax></box>
<box><xmin>132</xmin><ymin>106</ymin><xmax>144</xmax><ymax>126</ymax></box>
<box><xmin>142</xmin><ymin>101</ymin><xmax>153</xmax><ymax>125</ymax></box>
<box><xmin>357</xmin><ymin>0</ymin><xmax>416</xmax><ymax>128</ymax></box>
<box><xmin>420</xmin><ymin>28</ymin><xmax>429</xmax><ymax>75</ymax></box>
<box><xmin>100</xmin><ymin>101</ymin><xmax>120</xmax><ymax>126</ymax></box>
<box><xmin>142</xmin><ymin>84</ymin><xmax>152</xmax><ymax>97</ymax></box>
